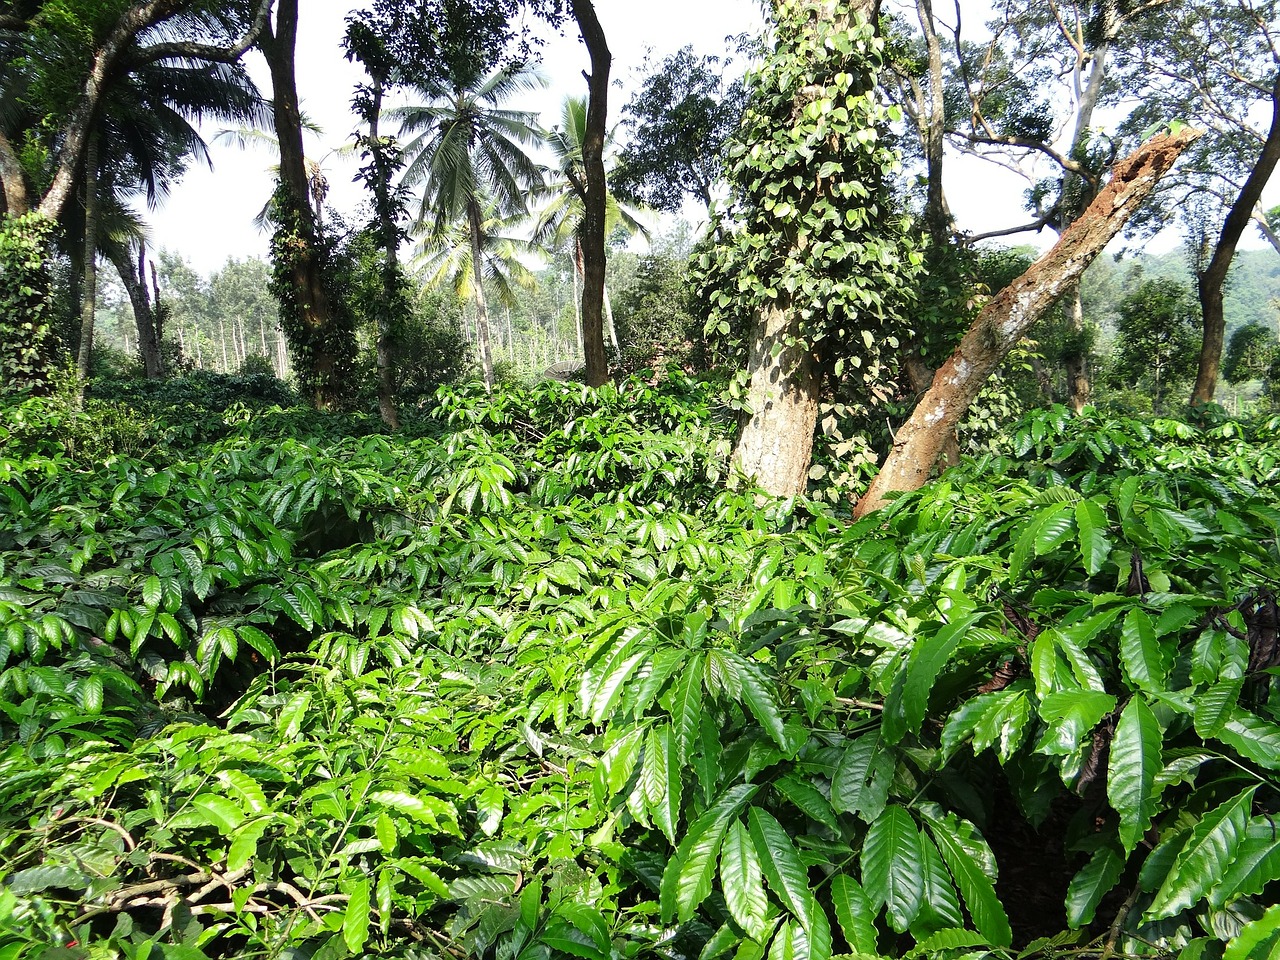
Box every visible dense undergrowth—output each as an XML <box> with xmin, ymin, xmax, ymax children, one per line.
<box><xmin>1</xmin><ymin>376</ymin><xmax>1279</xmax><ymax>960</ymax></box>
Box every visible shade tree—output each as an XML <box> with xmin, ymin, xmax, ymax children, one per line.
<box><xmin>1117</xmin><ymin>0</ymin><xmax>1280</xmax><ymax>406</ymax></box>
<box><xmin>612</xmin><ymin>45</ymin><xmax>747</xmax><ymax>216</ymax></box>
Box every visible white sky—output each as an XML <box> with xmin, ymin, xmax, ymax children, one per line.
<box><xmin>141</xmin><ymin>1</ymin><xmax>1267</xmax><ymax>276</ymax></box>
<box><xmin>145</xmin><ymin>0</ymin><xmax>769</xmax><ymax>273</ymax></box>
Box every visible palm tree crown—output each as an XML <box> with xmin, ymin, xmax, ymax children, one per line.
<box><xmin>395</xmin><ymin>64</ymin><xmax>545</xmax><ymax>233</ymax></box>
<box><xmin>394</xmin><ymin>62</ymin><xmax>545</xmax><ymax>391</ymax></box>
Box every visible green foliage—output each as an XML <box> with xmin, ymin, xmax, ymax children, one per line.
<box><xmin>2</xmin><ymin>380</ymin><xmax>1279</xmax><ymax>960</ymax></box>
<box><xmin>696</xmin><ymin>7</ymin><xmax>922</xmax><ymax>390</ymax></box>
<box><xmin>612</xmin><ymin>45</ymin><xmax>746</xmax><ymax>213</ymax></box>
<box><xmin>267</xmin><ymin>184</ymin><xmax>360</xmax><ymax>410</ymax></box>
<box><xmin>0</xmin><ymin>214</ymin><xmax>59</xmax><ymax>394</ymax></box>
<box><xmin>1224</xmin><ymin>322</ymin><xmax>1280</xmax><ymax>386</ymax></box>
<box><xmin>1104</xmin><ymin>277</ymin><xmax>1201</xmax><ymax>414</ymax></box>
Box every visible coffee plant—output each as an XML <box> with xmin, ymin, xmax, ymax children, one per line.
<box><xmin>1</xmin><ymin>379</ymin><xmax>1278</xmax><ymax>960</ymax></box>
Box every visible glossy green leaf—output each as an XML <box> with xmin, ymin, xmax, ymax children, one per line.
<box><xmin>1074</xmin><ymin>498</ymin><xmax>1111</xmax><ymax>574</ymax></box>
<box><xmin>1216</xmin><ymin>711</ymin><xmax>1280</xmax><ymax>770</ymax></box>
<box><xmin>749</xmin><ymin>807</ymin><xmax>814</xmax><ymax>931</ymax></box>
<box><xmin>830</xmin><ymin>874</ymin><xmax>878</xmax><ymax>955</ymax></box>
<box><xmin>672</xmin><ymin>651</ymin><xmax>704</xmax><ymax>765</ymax></box>
<box><xmin>1212</xmin><ymin>827</ymin><xmax>1280</xmax><ymax>908</ymax></box>
<box><xmin>1145</xmin><ymin>786</ymin><xmax>1257</xmax><ymax>921</ymax></box>
<box><xmin>343</xmin><ymin>877</ymin><xmax>370</xmax><ymax>953</ymax></box>
<box><xmin>643</xmin><ymin>724</ymin><xmax>680</xmax><ymax>843</ymax></box>
<box><xmin>1120</xmin><ymin>610</ymin><xmax>1168</xmax><ymax>693</ymax></box>
<box><xmin>1193</xmin><ymin>678</ymin><xmax>1243</xmax><ymax>739</ymax></box>
<box><xmin>1224</xmin><ymin>904</ymin><xmax>1280</xmax><ymax>960</ymax></box>
<box><xmin>726</xmin><ymin>653</ymin><xmax>789</xmax><ymax>749</ymax></box>
<box><xmin>832</xmin><ymin>730</ymin><xmax>892</xmax><ymax>822</ymax></box>
<box><xmin>884</xmin><ymin>613</ymin><xmax>980</xmax><ymax>743</ymax></box>
<box><xmin>721</xmin><ymin>820</ymin><xmax>769</xmax><ymax>940</ymax></box>
<box><xmin>1108</xmin><ymin>696</ymin><xmax>1162</xmax><ymax>854</ymax></box>
<box><xmin>1065</xmin><ymin>843</ymin><xmax>1125</xmax><ymax>928</ymax></box>
<box><xmin>861</xmin><ymin>805</ymin><xmax>924</xmax><ymax>933</ymax></box>
<box><xmin>661</xmin><ymin>783</ymin><xmax>757</xmax><ymax>923</ymax></box>
<box><xmin>924</xmin><ymin>814</ymin><xmax>1011</xmax><ymax>946</ymax></box>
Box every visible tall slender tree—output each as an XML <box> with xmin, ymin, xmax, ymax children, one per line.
<box><xmin>259</xmin><ymin>0</ymin><xmax>356</xmax><ymax>409</ymax></box>
<box><xmin>532</xmin><ymin>96</ymin><xmax>651</xmax><ymax>363</ymax></box>
<box><xmin>567</xmin><ymin>0</ymin><xmax>611</xmax><ymax>387</ymax></box>
<box><xmin>395</xmin><ymin>63</ymin><xmax>544</xmax><ymax>392</ymax></box>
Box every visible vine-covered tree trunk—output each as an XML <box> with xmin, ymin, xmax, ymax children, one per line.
<box><xmin>261</xmin><ymin>0</ymin><xmax>349</xmax><ymax>410</ymax></box>
<box><xmin>1192</xmin><ymin>75</ymin><xmax>1280</xmax><ymax>405</ymax></box>
<box><xmin>570</xmin><ymin>0</ymin><xmax>610</xmax><ymax>388</ymax></box>
<box><xmin>732</xmin><ymin>0</ymin><xmax>873</xmax><ymax>496</ymax></box>
<box><xmin>75</xmin><ymin>133</ymin><xmax>100</xmax><ymax>392</ymax></box>
<box><xmin>855</xmin><ymin>128</ymin><xmax>1200</xmax><ymax>517</ymax></box>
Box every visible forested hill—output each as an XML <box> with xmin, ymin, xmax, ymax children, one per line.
<box><xmin>1083</xmin><ymin>246</ymin><xmax>1280</xmax><ymax>335</ymax></box>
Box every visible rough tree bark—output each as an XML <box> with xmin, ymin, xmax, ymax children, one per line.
<box><xmin>74</xmin><ymin>133</ymin><xmax>101</xmax><ymax>391</ymax></box>
<box><xmin>569</xmin><ymin>0</ymin><xmax>610</xmax><ymax>388</ymax></box>
<box><xmin>1191</xmin><ymin>75</ymin><xmax>1280</xmax><ymax>405</ymax></box>
<box><xmin>732</xmin><ymin>0</ymin><xmax>875</xmax><ymax>496</ymax></box>
<box><xmin>109</xmin><ymin>242</ymin><xmax>164</xmax><ymax>379</ymax></box>
<box><xmin>855</xmin><ymin>128</ymin><xmax>1201</xmax><ymax>517</ymax></box>
<box><xmin>260</xmin><ymin>0</ymin><xmax>343</xmax><ymax>409</ymax></box>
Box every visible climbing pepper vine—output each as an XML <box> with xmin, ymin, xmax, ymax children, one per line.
<box><xmin>267</xmin><ymin>184</ymin><xmax>359</xmax><ymax>410</ymax></box>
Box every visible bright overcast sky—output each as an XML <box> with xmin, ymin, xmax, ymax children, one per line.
<box><xmin>145</xmin><ymin>0</ymin><xmax>769</xmax><ymax>274</ymax></box>
<box><xmin>143</xmin><ymin>1</ymin><xmax>1264</xmax><ymax>276</ymax></box>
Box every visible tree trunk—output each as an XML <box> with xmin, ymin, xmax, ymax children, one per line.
<box><xmin>855</xmin><ymin>128</ymin><xmax>1200</xmax><ymax>517</ymax></box>
<box><xmin>915</xmin><ymin>0</ymin><xmax>949</xmax><ymax>242</ymax></box>
<box><xmin>1192</xmin><ymin>76</ymin><xmax>1280</xmax><ymax>405</ymax></box>
<box><xmin>261</xmin><ymin>0</ymin><xmax>344</xmax><ymax>409</ymax></box>
<box><xmin>570</xmin><ymin>0</ymin><xmax>611</xmax><ymax>388</ymax></box>
<box><xmin>109</xmin><ymin>242</ymin><xmax>163</xmax><ymax>378</ymax></box>
<box><xmin>367</xmin><ymin>76</ymin><xmax>399</xmax><ymax>429</ymax></box>
<box><xmin>604</xmin><ymin>282</ymin><xmax>621</xmax><ymax>361</ymax></box>
<box><xmin>1252</xmin><ymin>203</ymin><xmax>1280</xmax><ymax>256</ymax></box>
<box><xmin>468</xmin><ymin>200</ymin><xmax>496</xmax><ymax>391</ymax></box>
<box><xmin>1062</xmin><ymin>283</ymin><xmax>1090</xmax><ymax>412</ymax></box>
<box><xmin>75</xmin><ymin>133</ymin><xmax>101</xmax><ymax>393</ymax></box>
<box><xmin>733</xmin><ymin>0</ymin><xmax>872</xmax><ymax>497</ymax></box>
<box><xmin>734</xmin><ymin>298</ymin><xmax>823</xmax><ymax>494</ymax></box>
<box><xmin>0</xmin><ymin>130</ymin><xmax>29</xmax><ymax>215</ymax></box>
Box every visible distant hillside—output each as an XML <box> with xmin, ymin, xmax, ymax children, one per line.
<box><xmin>1082</xmin><ymin>247</ymin><xmax>1280</xmax><ymax>338</ymax></box>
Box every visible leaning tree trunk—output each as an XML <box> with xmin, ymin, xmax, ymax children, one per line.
<box><xmin>733</xmin><ymin>0</ymin><xmax>872</xmax><ymax>496</ymax></box>
<box><xmin>1192</xmin><ymin>75</ymin><xmax>1280</xmax><ymax>405</ymax></box>
<box><xmin>468</xmin><ymin>200</ymin><xmax>496</xmax><ymax>392</ymax></box>
<box><xmin>570</xmin><ymin>0</ymin><xmax>611</xmax><ymax>388</ymax></box>
<box><xmin>855</xmin><ymin>128</ymin><xmax>1200</xmax><ymax>517</ymax></box>
<box><xmin>75</xmin><ymin>133</ymin><xmax>101</xmax><ymax>394</ymax></box>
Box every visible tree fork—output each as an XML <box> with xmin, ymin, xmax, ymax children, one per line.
<box><xmin>855</xmin><ymin>127</ymin><xmax>1201</xmax><ymax>518</ymax></box>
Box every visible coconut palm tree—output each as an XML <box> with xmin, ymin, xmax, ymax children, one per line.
<box><xmin>67</xmin><ymin>52</ymin><xmax>267</xmax><ymax>386</ymax></box>
<box><xmin>532</xmin><ymin>95</ymin><xmax>652</xmax><ymax>362</ymax></box>
<box><xmin>394</xmin><ymin>63</ymin><xmax>544</xmax><ymax>391</ymax></box>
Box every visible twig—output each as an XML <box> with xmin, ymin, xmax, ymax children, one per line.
<box><xmin>1100</xmin><ymin>881</ymin><xmax>1143</xmax><ymax>960</ymax></box>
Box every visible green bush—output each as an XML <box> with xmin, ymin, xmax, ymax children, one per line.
<box><xmin>1</xmin><ymin>388</ymin><xmax>1278</xmax><ymax>960</ymax></box>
